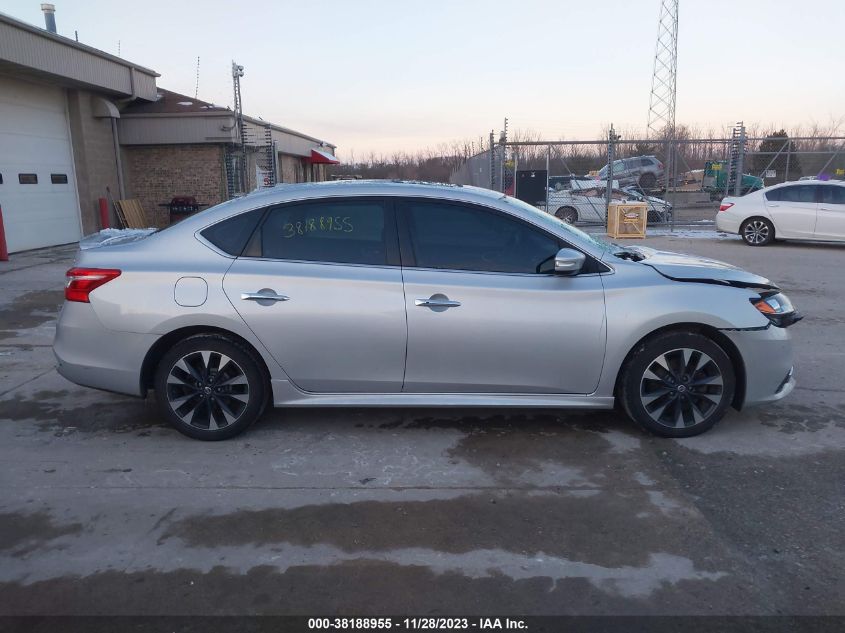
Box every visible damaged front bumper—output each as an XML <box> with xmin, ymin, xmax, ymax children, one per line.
<box><xmin>720</xmin><ymin>324</ymin><xmax>795</xmax><ymax>409</ymax></box>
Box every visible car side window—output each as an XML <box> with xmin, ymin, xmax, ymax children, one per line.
<box><xmin>768</xmin><ymin>185</ymin><xmax>817</xmax><ymax>203</ymax></box>
<box><xmin>255</xmin><ymin>199</ymin><xmax>392</xmax><ymax>266</ymax></box>
<box><xmin>200</xmin><ymin>209</ymin><xmax>264</xmax><ymax>256</ymax></box>
<box><xmin>402</xmin><ymin>200</ymin><xmax>561</xmax><ymax>274</ymax></box>
<box><xmin>820</xmin><ymin>186</ymin><xmax>845</xmax><ymax>205</ymax></box>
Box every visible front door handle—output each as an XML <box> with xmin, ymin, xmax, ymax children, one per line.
<box><xmin>415</xmin><ymin>297</ymin><xmax>461</xmax><ymax>308</ymax></box>
<box><xmin>241</xmin><ymin>290</ymin><xmax>290</xmax><ymax>302</ymax></box>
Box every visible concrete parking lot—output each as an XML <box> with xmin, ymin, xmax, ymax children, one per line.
<box><xmin>0</xmin><ymin>233</ymin><xmax>843</xmax><ymax>616</ymax></box>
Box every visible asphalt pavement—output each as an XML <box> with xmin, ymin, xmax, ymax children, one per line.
<box><xmin>0</xmin><ymin>233</ymin><xmax>843</xmax><ymax>616</ymax></box>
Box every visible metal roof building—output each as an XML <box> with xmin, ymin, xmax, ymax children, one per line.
<box><xmin>0</xmin><ymin>8</ymin><xmax>337</xmax><ymax>253</ymax></box>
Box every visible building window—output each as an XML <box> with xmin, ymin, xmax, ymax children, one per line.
<box><xmin>51</xmin><ymin>174</ymin><xmax>69</xmax><ymax>184</ymax></box>
<box><xmin>0</xmin><ymin>173</ymin><xmax>3</xmax><ymax>184</ymax></box>
<box><xmin>19</xmin><ymin>173</ymin><xmax>38</xmax><ymax>184</ymax></box>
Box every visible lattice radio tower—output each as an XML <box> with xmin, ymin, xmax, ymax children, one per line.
<box><xmin>231</xmin><ymin>61</ymin><xmax>247</xmax><ymax>193</ymax></box>
<box><xmin>646</xmin><ymin>0</ymin><xmax>679</xmax><ymax>139</ymax></box>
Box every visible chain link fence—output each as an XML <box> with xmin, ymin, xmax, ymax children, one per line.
<box><xmin>451</xmin><ymin>130</ymin><xmax>845</xmax><ymax>227</ymax></box>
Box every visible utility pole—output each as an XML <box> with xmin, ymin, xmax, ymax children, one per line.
<box><xmin>606</xmin><ymin>124</ymin><xmax>621</xmax><ymax>211</ymax></box>
<box><xmin>499</xmin><ymin>117</ymin><xmax>508</xmax><ymax>193</ymax></box>
<box><xmin>232</xmin><ymin>61</ymin><xmax>246</xmax><ymax>194</ymax></box>
<box><xmin>489</xmin><ymin>130</ymin><xmax>495</xmax><ymax>190</ymax></box>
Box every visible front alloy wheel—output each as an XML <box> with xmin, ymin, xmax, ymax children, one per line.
<box><xmin>620</xmin><ymin>331</ymin><xmax>735</xmax><ymax>437</ymax></box>
<box><xmin>639</xmin><ymin>348</ymin><xmax>724</xmax><ymax>429</ymax></box>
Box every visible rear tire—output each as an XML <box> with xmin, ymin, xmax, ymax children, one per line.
<box><xmin>639</xmin><ymin>173</ymin><xmax>657</xmax><ymax>189</ymax></box>
<box><xmin>741</xmin><ymin>217</ymin><xmax>774</xmax><ymax>246</ymax></box>
<box><xmin>154</xmin><ymin>334</ymin><xmax>267</xmax><ymax>440</ymax></box>
<box><xmin>555</xmin><ymin>206</ymin><xmax>578</xmax><ymax>224</ymax></box>
<box><xmin>619</xmin><ymin>331</ymin><xmax>735</xmax><ymax>438</ymax></box>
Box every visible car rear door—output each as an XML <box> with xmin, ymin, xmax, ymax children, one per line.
<box><xmin>574</xmin><ymin>189</ymin><xmax>605</xmax><ymax>222</ymax></box>
<box><xmin>815</xmin><ymin>185</ymin><xmax>845</xmax><ymax>241</ymax></box>
<box><xmin>765</xmin><ymin>184</ymin><xmax>819</xmax><ymax>238</ymax></box>
<box><xmin>222</xmin><ymin>197</ymin><xmax>407</xmax><ymax>393</ymax></box>
<box><xmin>397</xmin><ymin>198</ymin><xmax>607</xmax><ymax>394</ymax></box>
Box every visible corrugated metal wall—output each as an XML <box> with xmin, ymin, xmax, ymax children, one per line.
<box><xmin>119</xmin><ymin>115</ymin><xmax>238</xmax><ymax>145</ymax></box>
<box><xmin>0</xmin><ymin>18</ymin><xmax>157</xmax><ymax>100</ymax></box>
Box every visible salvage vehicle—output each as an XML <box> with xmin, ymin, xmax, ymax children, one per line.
<box><xmin>717</xmin><ymin>180</ymin><xmax>845</xmax><ymax>245</ymax></box>
<box><xmin>597</xmin><ymin>155</ymin><xmax>664</xmax><ymax>189</ymax></box>
<box><xmin>55</xmin><ymin>181</ymin><xmax>799</xmax><ymax>440</ymax></box>
<box><xmin>703</xmin><ymin>160</ymin><xmax>764</xmax><ymax>199</ymax></box>
<box><xmin>542</xmin><ymin>186</ymin><xmax>672</xmax><ymax>224</ymax></box>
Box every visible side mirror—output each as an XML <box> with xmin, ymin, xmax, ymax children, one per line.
<box><xmin>554</xmin><ymin>248</ymin><xmax>586</xmax><ymax>275</ymax></box>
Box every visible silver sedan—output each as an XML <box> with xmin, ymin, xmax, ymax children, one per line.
<box><xmin>54</xmin><ymin>181</ymin><xmax>799</xmax><ymax>440</ymax></box>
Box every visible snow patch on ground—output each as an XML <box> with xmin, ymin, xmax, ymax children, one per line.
<box><xmin>646</xmin><ymin>229</ymin><xmax>740</xmax><ymax>240</ymax></box>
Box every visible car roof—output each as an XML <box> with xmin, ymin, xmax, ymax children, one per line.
<box><xmin>245</xmin><ymin>179</ymin><xmax>507</xmax><ymax>205</ymax></box>
<box><xmin>163</xmin><ymin>180</ymin><xmax>509</xmax><ymax>233</ymax></box>
<box><xmin>152</xmin><ymin>179</ymin><xmax>610</xmax><ymax>260</ymax></box>
<box><xmin>764</xmin><ymin>179</ymin><xmax>845</xmax><ymax>191</ymax></box>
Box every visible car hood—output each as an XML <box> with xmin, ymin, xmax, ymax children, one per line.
<box><xmin>630</xmin><ymin>247</ymin><xmax>778</xmax><ymax>289</ymax></box>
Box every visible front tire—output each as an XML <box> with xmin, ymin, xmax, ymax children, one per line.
<box><xmin>741</xmin><ymin>217</ymin><xmax>774</xmax><ymax>246</ymax></box>
<box><xmin>619</xmin><ymin>331</ymin><xmax>735</xmax><ymax>438</ymax></box>
<box><xmin>154</xmin><ymin>334</ymin><xmax>267</xmax><ymax>440</ymax></box>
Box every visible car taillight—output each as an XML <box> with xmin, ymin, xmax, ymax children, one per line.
<box><xmin>65</xmin><ymin>268</ymin><xmax>121</xmax><ymax>302</ymax></box>
<box><xmin>719</xmin><ymin>202</ymin><xmax>735</xmax><ymax>212</ymax></box>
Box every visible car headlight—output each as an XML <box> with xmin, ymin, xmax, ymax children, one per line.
<box><xmin>751</xmin><ymin>291</ymin><xmax>802</xmax><ymax>327</ymax></box>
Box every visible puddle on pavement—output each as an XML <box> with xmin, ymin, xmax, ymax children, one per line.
<box><xmin>0</xmin><ymin>511</ymin><xmax>83</xmax><ymax>558</ymax></box>
<box><xmin>0</xmin><ymin>290</ymin><xmax>64</xmax><ymax>341</ymax></box>
<box><xmin>158</xmin><ymin>492</ymin><xmax>702</xmax><ymax>570</ymax></box>
<box><xmin>2</xmin><ymin>389</ymin><xmax>165</xmax><ymax>434</ymax></box>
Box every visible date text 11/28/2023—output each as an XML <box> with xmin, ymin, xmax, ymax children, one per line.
<box><xmin>307</xmin><ymin>617</ymin><xmax>528</xmax><ymax>630</ymax></box>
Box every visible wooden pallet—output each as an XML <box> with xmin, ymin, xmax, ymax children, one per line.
<box><xmin>114</xmin><ymin>199</ymin><xmax>149</xmax><ymax>229</ymax></box>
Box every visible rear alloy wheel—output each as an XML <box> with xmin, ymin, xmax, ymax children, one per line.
<box><xmin>741</xmin><ymin>217</ymin><xmax>774</xmax><ymax>246</ymax></box>
<box><xmin>555</xmin><ymin>207</ymin><xmax>578</xmax><ymax>224</ymax></box>
<box><xmin>639</xmin><ymin>173</ymin><xmax>657</xmax><ymax>189</ymax></box>
<box><xmin>154</xmin><ymin>335</ymin><xmax>266</xmax><ymax>440</ymax></box>
<box><xmin>620</xmin><ymin>332</ymin><xmax>735</xmax><ymax>437</ymax></box>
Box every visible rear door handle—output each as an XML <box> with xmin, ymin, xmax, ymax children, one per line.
<box><xmin>415</xmin><ymin>298</ymin><xmax>461</xmax><ymax>308</ymax></box>
<box><xmin>241</xmin><ymin>291</ymin><xmax>290</xmax><ymax>302</ymax></box>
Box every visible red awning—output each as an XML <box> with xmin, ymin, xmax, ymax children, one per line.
<box><xmin>309</xmin><ymin>148</ymin><xmax>339</xmax><ymax>164</ymax></box>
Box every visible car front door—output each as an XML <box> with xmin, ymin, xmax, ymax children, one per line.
<box><xmin>815</xmin><ymin>185</ymin><xmax>845</xmax><ymax>241</ymax></box>
<box><xmin>765</xmin><ymin>184</ymin><xmax>819</xmax><ymax>238</ymax></box>
<box><xmin>398</xmin><ymin>198</ymin><xmax>607</xmax><ymax>394</ymax></box>
<box><xmin>223</xmin><ymin>198</ymin><xmax>407</xmax><ymax>393</ymax></box>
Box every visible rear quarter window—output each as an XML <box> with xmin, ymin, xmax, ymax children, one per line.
<box><xmin>200</xmin><ymin>209</ymin><xmax>264</xmax><ymax>256</ymax></box>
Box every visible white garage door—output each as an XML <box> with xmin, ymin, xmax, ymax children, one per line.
<box><xmin>0</xmin><ymin>75</ymin><xmax>81</xmax><ymax>253</ymax></box>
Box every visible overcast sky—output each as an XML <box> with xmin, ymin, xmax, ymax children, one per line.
<box><xmin>6</xmin><ymin>0</ymin><xmax>843</xmax><ymax>158</ymax></box>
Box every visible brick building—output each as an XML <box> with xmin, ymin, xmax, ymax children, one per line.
<box><xmin>118</xmin><ymin>88</ymin><xmax>338</xmax><ymax>227</ymax></box>
<box><xmin>0</xmin><ymin>8</ymin><xmax>336</xmax><ymax>252</ymax></box>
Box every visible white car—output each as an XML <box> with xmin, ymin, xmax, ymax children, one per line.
<box><xmin>543</xmin><ymin>187</ymin><xmax>672</xmax><ymax>224</ymax></box>
<box><xmin>716</xmin><ymin>181</ymin><xmax>845</xmax><ymax>246</ymax></box>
